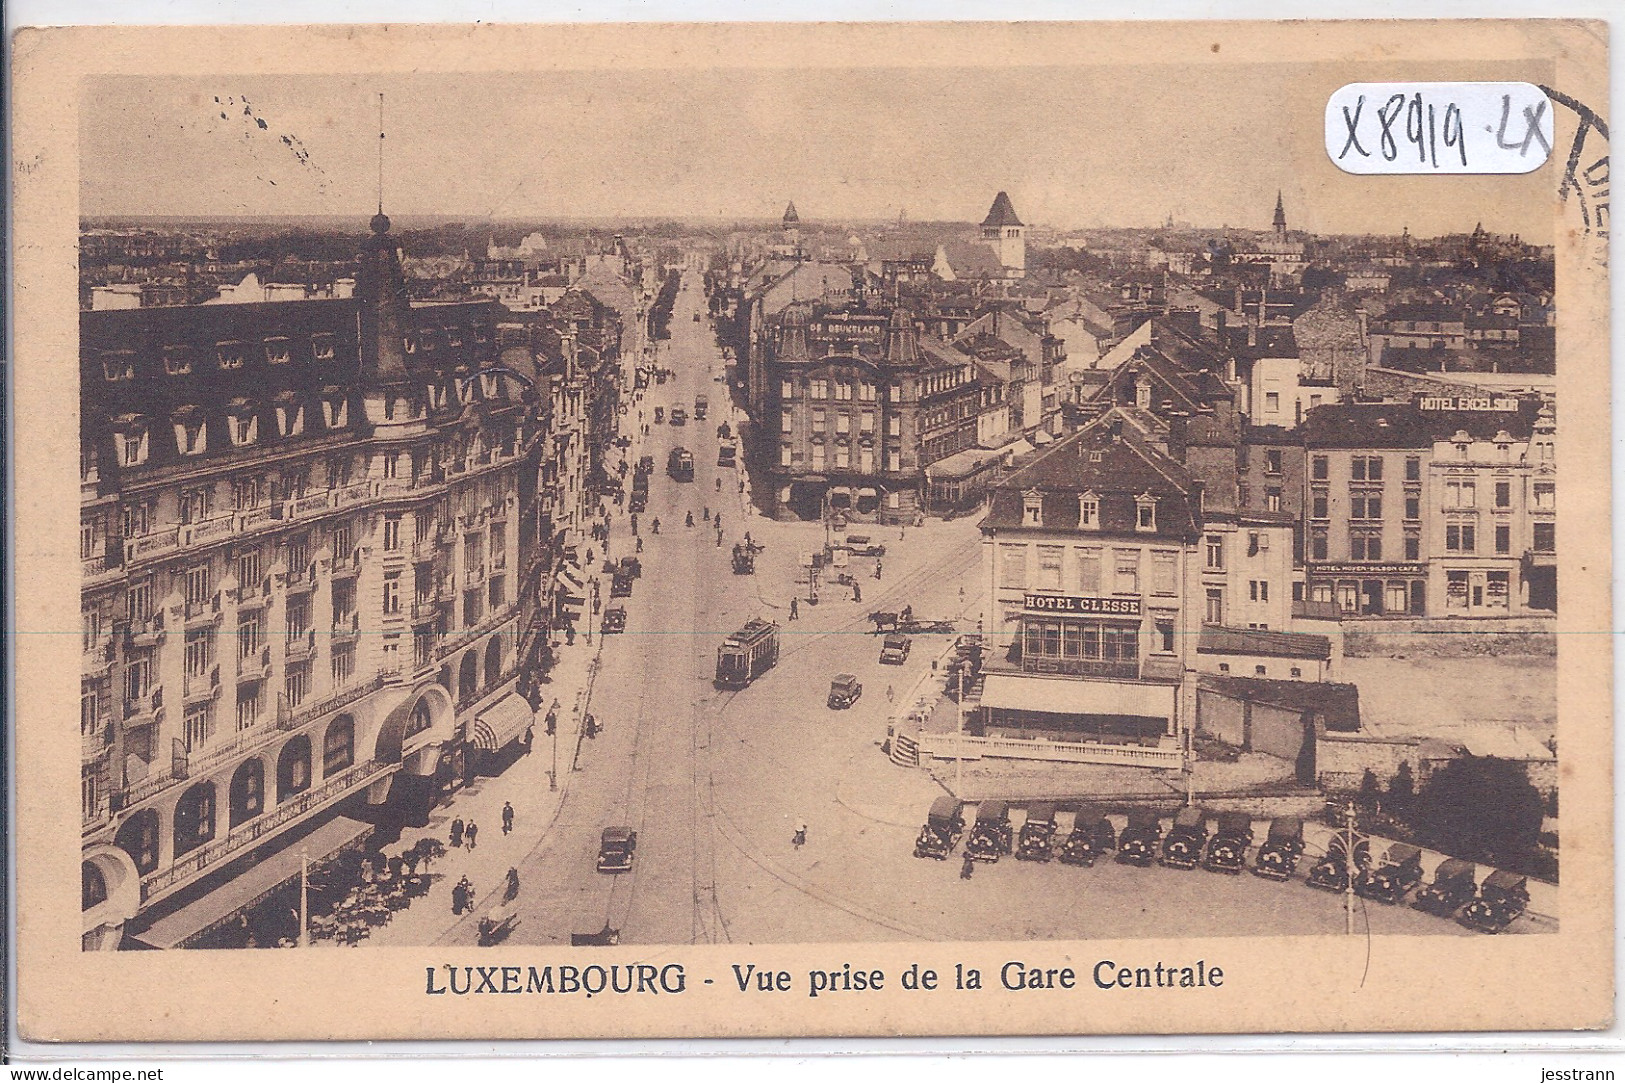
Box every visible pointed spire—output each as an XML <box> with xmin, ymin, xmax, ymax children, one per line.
<box><xmin>982</xmin><ymin>191</ymin><xmax>1023</xmax><ymax>228</ymax></box>
<box><xmin>782</xmin><ymin>201</ymin><xmax>800</xmax><ymax>225</ymax></box>
<box><xmin>1272</xmin><ymin>190</ymin><xmax>1287</xmax><ymax>235</ymax></box>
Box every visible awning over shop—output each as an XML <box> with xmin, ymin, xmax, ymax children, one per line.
<box><xmin>555</xmin><ymin>561</ymin><xmax>586</xmax><ymax>617</ymax></box>
<box><xmin>127</xmin><ymin>816</ymin><xmax>374</xmax><ymax>950</ymax></box>
<box><xmin>471</xmin><ymin>693</ymin><xmax>534</xmax><ymax>753</ymax></box>
<box><xmin>980</xmin><ymin>673</ymin><xmax>1175</xmax><ymax>721</ymax></box>
<box><xmin>1002</xmin><ymin>437</ymin><xmax>1037</xmax><ymax>459</ymax></box>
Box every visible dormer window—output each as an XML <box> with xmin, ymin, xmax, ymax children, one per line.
<box><xmin>226</xmin><ymin>401</ymin><xmax>259</xmax><ymax>447</ymax></box>
<box><xmin>1022</xmin><ymin>490</ymin><xmax>1044</xmax><ymax>527</ymax></box>
<box><xmin>100</xmin><ymin>351</ymin><xmax>135</xmax><ymax>382</ymax></box>
<box><xmin>311</xmin><ymin>333</ymin><xmax>336</xmax><ymax>362</ymax></box>
<box><xmin>163</xmin><ymin>345</ymin><xmax>196</xmax><ymax>376</ymax></box>
<box><xmin>172</xmin><ymin>407</ymin><xmax>207</xmax><ymax>457</ymax></box>
<box><xmin>1078</xmin><ymin>491</ymin><xmax>1100</xmax><ymax>530</ymax></box>
<box><xmin>1135</xmin><ymin>492</ymin><xmax>1158</xmax><ymax>532</ymax></box>
<box><xmin>274</xmin><ymin>394</ymin><xmax>304</xmax><ymax>437</ymax></box>
<box><xmin>214</xmin><ymin>342</ymin><xmax>246</xmax><ymax>370</ymax></box>
<box><xmin>264</xmin><ymin>338</ymin><xmax>292</xmax><ymax>365</ymax></box>
<box><xmin>1135</xmin><ymin>377</ymin><xmax>1152</xmax><ymax>409</ymax></box>
<box><xmin>111</xmin><ymin>414</ymin><xmax>150</xmax><ymax>467</ymax></box>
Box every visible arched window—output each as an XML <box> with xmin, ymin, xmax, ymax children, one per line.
<box><xmin>458</xmin><ymin>652</ymin><xmax>479</xmax><ymax>703</ymax></box>
<box><xmin>277</xmin><ymin>736</ymin><xmax>312</xmax><ymax>802</ymax></box>
<box><xmin>229</xmin><ymin>760</ymin><xmax>265</xmax><ymax>827</ymax></box>
<box><xmin>437</xmin><ymin>664</ymin><xmax>453</xmax><ymax>696</ymax></box>
<box><xmin>484</xmin><ymin>636</ymin><xmax>504</xmax><ymax>686</ymax></box>
<box><xmin>115</xmin><ymin>809</ymin><xmax>160</xmax><ymax>875</ymax></box>
<box><xmin>173</xmin><ymin>782</ymin><xmax>216</xmax><ymax>856</ymax></box>
<box><xmin>323</xmin><ymin>715</ymin><xmax>355</xmax><ymax>776</ymax></box>
<box><xmin>406</xmin><ymin>697</ymin><xmax>433</xmax><ymax>739</ymax></box>
<box><xmin>82</xmin><ymin>862</ymin><xmax>108</xmax><ymax>911</ymax></box>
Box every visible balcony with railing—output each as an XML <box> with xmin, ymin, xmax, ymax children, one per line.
<box><xmin>138</xmin><ymin>757</ymin><xmax>397</xmax><ymax>903</ymax></box>
<box><xmin>329</xmin><ymin>547</ymin><xmax>363</xmax><ymax>579</ymax></box>
<box><xmin>183</xmin><ymin>665</ymin><xmax>221</xmax><ymax>704</ymax></box>
<box><xmin>276</xmin><ymin>672</ymin><xmax>385</xmax><ymax>732</ymax></box>
<box><xmin>123</xmin><ymin>684</ymin><xmax>164</xmax><ymax>727</ymax></box>
<box><xmin>82</xmin><ymin>637</ymin><xmax>115</xmax><ymax>674</ymax></box>
<box><xmin>123</xmin><ymin>614</ymin><xmax>165</xmax><ymax>649</ymax></box>
<box><xmin>284</xmin><ymin>627</ymin><xmax>318</xmax><ymax>662</ymax></box>
<box><xmin>331</xmin><ymin>612</ymin><xmax>361</xmax><ymax>643</ymax></box>
<box><xmin>238</xmin><ymin>643</ymin><xmax>272</xmax><ymax>682</ymax></box>
<box><xmin>184</xmin><ymin>596</ymin><xmax>223</xmax><ymax>630</ymax></box>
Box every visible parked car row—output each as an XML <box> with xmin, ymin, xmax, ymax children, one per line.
<box><xmin>908</xmin><ymin>802</ymin><xmax>1532</xmax><ymax>932</ymax></box>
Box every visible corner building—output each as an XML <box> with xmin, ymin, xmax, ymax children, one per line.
<box><xmin>78</xmin><ymin>214</ymin><xmax>539</xmax><ymax>949</ymax></box>
<box><xmin>976</xmin><ymin>421</ymin><xmax>1201</xmax><ymax>766</ymax></box>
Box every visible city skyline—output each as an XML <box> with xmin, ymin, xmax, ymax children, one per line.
<box><xmin>82</xmin><ymin>62</ymin><xmax>1556</xmax><ymax>241</ymax></box>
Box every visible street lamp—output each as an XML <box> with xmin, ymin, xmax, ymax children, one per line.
<box><xmin>298</xmin><ymin>848</ymin><xmax>309</xmax><ymax>948</ymax></box>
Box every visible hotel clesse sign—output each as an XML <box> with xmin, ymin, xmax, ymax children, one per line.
<box><xmin>1022</xmin><ymin>593</ymin><xmax>1143</xmax><ymax>616</ymax></box>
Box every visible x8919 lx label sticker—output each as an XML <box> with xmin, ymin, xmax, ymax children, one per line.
<box><xmin>1327</xmin><ymin>82</ymin><xmax>1554</xmax><ymax>174</ymax></box>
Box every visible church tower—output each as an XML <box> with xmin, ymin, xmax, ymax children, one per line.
<box><xmin>1273</xmin><ymin>191</ymin><xmax>1287</xmax><ymax>237</ymax></box>
<box><xmin>782</xmin><ymin>201</ymin><xmax>801</xmax><ymax>255</ymax></box>
<box><xmin>981</xmin><ymin>191</ymin><xmax>1026</xmax><ymax>278</ymax></box>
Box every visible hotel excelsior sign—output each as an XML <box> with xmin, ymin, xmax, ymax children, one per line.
<box><xmin>1022</xmin><ymin>593</ymin><xmax>1143</xmax><ymax>617</ymax></box>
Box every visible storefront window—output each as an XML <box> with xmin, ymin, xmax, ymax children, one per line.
<box><xmin>1486</xmin><ymin>571</ymin><xmax>1510</xmax><ymax>609</ymax></box>
<box><xmin>1386</xmin><ymin>581</ymin><xmax>1409</xmax><ymax>613</ymax></box>
<box><xmin>1446</xmin><ymin>571</ymin><xmax>1470</xmax><ymax>610</ymax></box>
<box><xmin>1020</xmin><ymin>618</ymin><xmax>1138</xmax><ymax>677</ymax></box>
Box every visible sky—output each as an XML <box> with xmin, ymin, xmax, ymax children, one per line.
<box><xmin>81</xmin><ymin>62</ymin><xmax>1557</xmax><ymax>241</ymax></box>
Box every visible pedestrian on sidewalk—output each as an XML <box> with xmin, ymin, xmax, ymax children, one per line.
<box><xmin>466</xmin><ymin>821</ymin><xmax>479</xmax><ymax>851</ymax></box>
<box><xmin>652</xmin><ymin>517</ymin><xmax>660</xmax><ymax>534</ymax></box>
<box><xmin>505</xmin><ymin>867</ymin><xmax>521</xmax><ymax>902</ymax></box>
<box><xmin>450</xmin><ymin>818</ymin><xmax>465</xmax><ymax>849</ymax></box>
<box><xmin>961</xmin><ymin>853</ymin><xmax>975</xmax><ymax>880</ymax></box>
<box><xmin>636</xmin><ymin>536</ymin><xmax>644</xmax><ymax>554</ymax></box>
<box><xmin>502</xmin><ymin>802</ymin><xmax>515</xmax><ymax>836</ymax></box>
<box><xmin>874</xmin><ymin>559</ymin><xmax>883</xmax><ymax>580</ymax></box>
<box><xmin>703</xmin><ymin>506</ymin><xmax>711</xmax><ymax>522</ymax></box>
<box><xmin>886</xmin><ymin>685</ymin><xmax>894</xmax><ymax>704</ymax></box>
<box><xmin>790</xmin><ymin>597</ymin><xmax>799</xmax><ymax>620</ymax></box>
<box><xmin>739</xmin><ymin>480</ymin><xmax>745</xmax><ymax>494</ymax></box>
<box><xmin>853</xmin><ymin>582</ymin><xmax>862</xmax><ymax>604</ymax></box>
<box><xmin>630</xmin><ymin>514</ymin><xmax>638</xmax><ymax>535</ymax></box>
<box><xmin>716</xmin><ymin>530</ymin><xmax>723</xmax><ymax>547</ymax></box>
<box><xmin>685</xmin><ymin>512</ymin><xmax>694</xmax><ymax>528</ymax></box>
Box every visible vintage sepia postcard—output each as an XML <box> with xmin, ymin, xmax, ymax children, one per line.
<box><xmin>8</xmin><ymin>18</ymin><xmax>1612</xmax><ymax>1041</ymax></box>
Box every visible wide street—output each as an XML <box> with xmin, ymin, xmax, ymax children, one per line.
<box><xmin>434</xmin><ymin>269</ymin><xmax>1484</xmax><ymax>947</ymax></box>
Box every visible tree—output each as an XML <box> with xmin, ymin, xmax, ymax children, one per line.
<box><xmin>1359</xmin><ymin>768</ymin><xmax>1381</xmax><ymax>797</ymax></box>
<box><xmin>1388</xmin><ymin>761</ymin><xmax>1415</xmax><ymax>809</ymax></box>
<box><xmin>1411</xmin><ymin>756</ymin><xmax>1544</xmax><ymax>865</ymax></box>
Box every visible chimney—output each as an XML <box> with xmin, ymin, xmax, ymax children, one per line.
<box><xmin>1166</xmin><ymin>410</ymin><xmax>1190</xmax><ymax>463</ymax></box>
<box><xmin>1110</xmin><ymin>419</ymin><xmax>1124</xmax><ymax>442</ymax></box>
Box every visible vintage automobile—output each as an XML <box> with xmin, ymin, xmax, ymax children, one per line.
<box><xmin>912</xmin><ymin>796</ymin><xmax>965</xmax><ymax>860</ymax></box>
<box><xmin>879</xmin><ymin>634</ymin><xmax>912</xmax><ymax>665</ymax></box>
<box><xmin>732</xmin><ymin>542</ymin><xmax>756</xmax><ymax>575</ymax></box>
<box><xmin>1115</xmin><ymin>808</ymin><xmax>1162</xmax><ymax>867</ymax></box>
<box><xmin>827</xmin><ymin>673</ymin><xmax>862</xmax><ymax>709</ymax></box>
<box><xmin>842</xmin><ymin>534</ymin><xmax>887</xmax><ymax>558</ymax></box>
<box><xmin>1252</xmin><ymin>815</ymin><xmax>1306</xmax><ymax>881</ymax></box>
<box><xmin>717</xmin><ymin>422</ymin><xmax>732</xmax><ymax>441</ymax></box>
<box><xmin>1058</xmin><ymin>807</ymin><xmax>1116</xmax><ymax>867</ymax></box>
<box><xmin>628</xmin><ymin>491</ymin><xmax>648</xmax><ymax>513</ymax></box>
<box><xmin>1357</xmin><ymin>842</ymin><xmax>1425</xmax><ymax>904</ymax></box>
<box><xmin>1305</xmin><ymin>833</ymin><xmax>1372</xmax><ymax>892</ymax></box>
<box><xmin>639</xmin><ymin>455</ymin><xmax>655</xmax><ymax>473</ymax></box>
<box><xmin>1412</xmin><ymin>858</ymin><xmax>1479</xmax><ymax>918</ymax></box>
<box><xmin>1159</xmin><ymin>806</ymin><xmax>1208</xmax><ymax>870</ymax></box>
<box><xmin>670</xmin><ymin>406</ymin><xmax>688</xmax><ymax>426</ymax></box>
<box><xmin>1015</xmin><ymin>802</ymin><xmax>1059</xmax><ymax>862</ymax></box>
<box><xmin>1457</xmin><ymin>869</ymin><xmax>1530</xmax><ymax>934</ymax></box>
<box><xmin>965</xmin><ymin>800</ymin><xmax>1014</xmax><ymax>863</ymax></box>
<box><xmin>653</xmin><ymin>406</ymin><xmax>665</xmax><ymax>423</ymax></box>
<box><xmin>596</xmin><ymin>827</ymin><xmax>638</xmax><ymax>873</ymax></box>
<box><xmin>694</xmin><ymin>395</ymin><xmax>709</xmax><ymax>420</ymax></box>
<box><xmin>1202</xmin><ymin>812</ymin><xmax>1255</xmax><ymax>874</ymax></box>
<box><xmin>717</xmin><ymin>443</ymin><xmax>738</xmax><ymax>468</ymax></box>
<box><xmin>601</xmin><ymin>605</ymin><xmax>627</xmax><ymax>634</ymax></box>
<box><xmin>619</xmin><ymin>555</ymin><xmax>642</xmax><ymax>578</ymax></box>
<box><xmin>613</xmin><ymin>435</ymin><xmax>632</xmax><ymax>449</ymax></box>
<box><xmin>610</xmin><ymin>570</ymin><xmax>635</xmax><ymax>598</ymax></box>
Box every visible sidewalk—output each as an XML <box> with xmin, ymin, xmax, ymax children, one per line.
<box><xmin>355</xmin><ymin>637</ymin><xmax>602</xmax><ymax>947</ymax></box>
